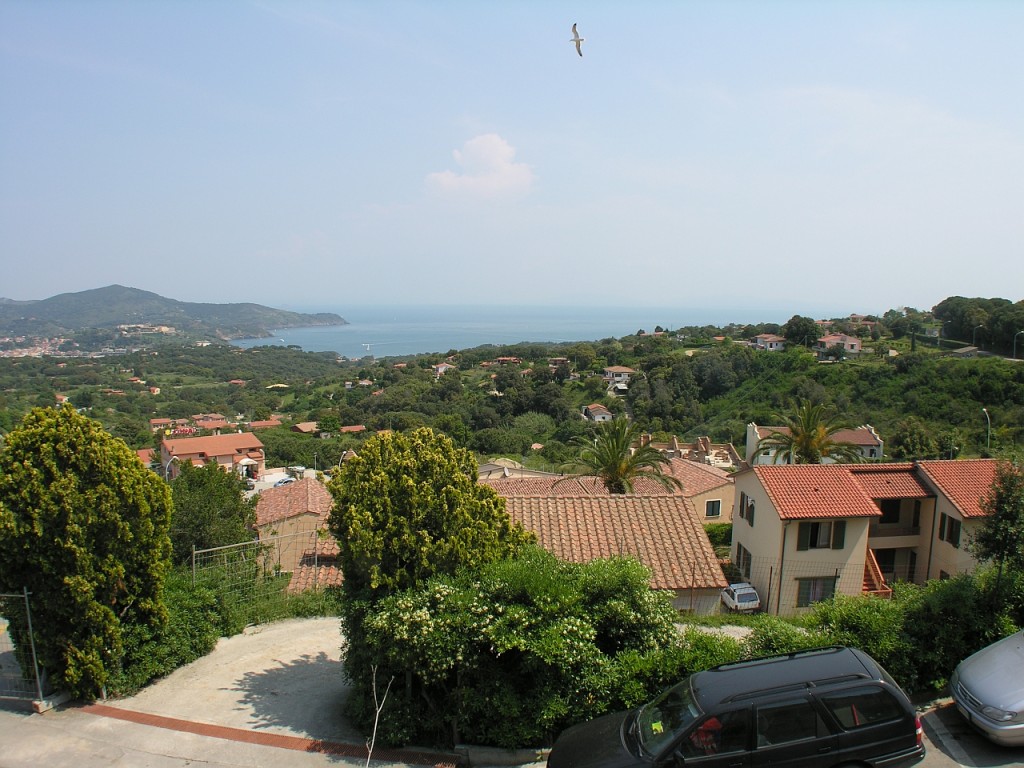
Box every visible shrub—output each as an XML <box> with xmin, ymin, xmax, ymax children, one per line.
<box><xmin>899</xmin><ymin>573</ymin><xmax>1017</xmax><ymax>693</ymax></box>
<box><xmin>354</xmin><ymin>547</ymin><xmax>684</xmax><ymax>749</ymax></box>
<box><xmin>810</xmin><ymin>592</ymin><xmax>914</xmax><ymax>687</ymax></box>
<box><xmin>107</xmin><ymin>569</ymin><xmax>221</xmax><ymax>696</ymax></box>
<box><xmin>740</xmin><ymin>615</ymin><xmax>831</xmax><ymax>658</ymax></box>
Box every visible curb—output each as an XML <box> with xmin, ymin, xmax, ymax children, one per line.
<box><xmin>83</xmin><ymin>703</ymin><xmax>462</xmax><ymax>767</ymax></box>
<box><xmin>455</xmin><ymin>744</ymin><xmax>549</xmax><ymax>766</ymax></box>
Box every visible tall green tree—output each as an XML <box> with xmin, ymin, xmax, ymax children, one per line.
<box><xmin>782</xmin><ymin>315</ymin><xmax>821</xmax><ymax>347</ymax></box>
<box><xmin>560</xmin><ymin>418</ymin><xmax>682</xmax><ymax>494</ymax></box>
<box><xmin>169</xmin><ymin>461</ymin><xmax>256</xmax><ymax>565</ymax></box>
<box><xmin>972</xmin><ymin>459</ymin><xmax>1024</xmax><ymax>578</ymax></box>
<box><xmin>756</xmin><ymin>400</ymin><xmax>866</xmax><ymax>464</ymax></box>
<box><xmin>0</xmin><ymin>405</ymin><xmax>172</xmax><ymax>699</ymax></box>
<box><xmin>327</xmin><ymin>427</ymin><xmax>533</xmax><ymax>601</ymax></box>
<box><xmin>327</xmin><ymin>428</ymin><xmax>534</xmax><ymax>740</ymax></box>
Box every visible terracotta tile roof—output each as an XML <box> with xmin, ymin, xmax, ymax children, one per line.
<box><xmin>163</xmin><ymin>432</ymin><xmax>264</xmax><ymax>458</ymax></box>
<box><xmin>287</xmin><ymin>562</ymin><xmax>343</xmax><ymax>593</ymax></box>
<box><xmin>663</xmin><ymin>458</ymin><xmax>732</xmax><ymax>495</ymax></box>
<box><xmin>248</xmin><ymin>419</ymin><xmax>283</xmax><ymax>429</ymax></box>
<box><xmin>504</xmin><ymin>496</ymin><xmax>726</xmax><ymax>591</ymax></box>
<box><xmin>484</xmin><ymin>476</ymin><xmax>611</xmax><ymax>496</ymax></box>
<box><xmin>917</xmin><ymin>459</ymin><xmax>999</xmax><ymax>519</ymax></box>
<box><xmin>753</xmin><ymin>465</ymin><xmax>882</xmax><ymax>520</ymax></box>
<box><xmin>292</xmin><ymin>421</ymin><xmax>319</xmax><ymax>433</ymax></box>
<box><xmin>255</xmin><ymin>477</ymin><xmax>334</xmax><ymax>527</ymax></box>
<box><xmin>285</xmin><ymin>537</ymin><xmax>343</xmax><ymax>593</ymax></box>
<box><xmin>848</xmin><ymin>463</ymin><xmax>932</xmax><ymax>499</ymax></box>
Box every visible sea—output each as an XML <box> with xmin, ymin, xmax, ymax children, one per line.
<box><xmin>230</xmin><ymin>304</ymin><xmax>783</xmax><ymax>360</ymax></box>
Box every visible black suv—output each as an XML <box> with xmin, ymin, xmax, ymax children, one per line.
<box><xmin>547</xmin><ymin>647</ymin><xmax>924</xmax><ymax>768</ymax></box>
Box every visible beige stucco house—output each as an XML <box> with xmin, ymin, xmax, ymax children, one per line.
<box><xmin>731</xmin><ymin>460</ymin><xmax>1000</xmax><ymax>616</ymax></box>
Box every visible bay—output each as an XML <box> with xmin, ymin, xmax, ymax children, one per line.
<box><xmin>231</xmin><ymin>304</ymin><xmax>780</xmax><ymax>360</ymax></box>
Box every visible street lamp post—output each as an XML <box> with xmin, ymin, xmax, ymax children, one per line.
<box><xmin>163</xmin><ymin>455</ymin><xmax>179</xmax><ymax>481</ymax></box>
<box><xmin>982</xmin><ymin>408</ymin><xmax>990</xmax><ymax>452</ymax></box>
<box><xmin>1015</xmin><ymin>330</ymin><xmax>1024</xmax><ymax>360</ymax></box>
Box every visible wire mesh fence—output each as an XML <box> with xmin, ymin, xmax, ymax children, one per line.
<box><xmin>0</xmin><ymin>590</ymin><xmax>48</xmax><ymax>702</ymax></box>
<box><xmin>723</xmin><ymin>550</ymin><xmax>911</xmax><ymax>615</ymax></box>
<box><xmin>190</xmin><ymin>529</ymin><xmax>340</xmax><ymax>627</ymax></box>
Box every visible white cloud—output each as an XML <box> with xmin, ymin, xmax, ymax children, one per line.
<box><xmin>426</xmin><ymin>134</ymin><xmax>534</xmax><ymax>198</ymax></box>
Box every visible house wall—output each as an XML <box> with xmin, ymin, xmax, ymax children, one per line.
<box><xmin>256</xmin><ymin>514</ymin><xmax>324</xmax><ymax>574</ymax></box>
<box><xmin>690</xmin><ymin>485</ymin><xmax>736</xmax><ymax>525</ymax></box>
<box><xmin>868</xmin><ymin>497</ymin><xmax>933</xmax><ymax>583</ymax></box>
<box><xmin>925</xmin><ymin>496</ymin><xmax>982</xmax><ymax>580</ymax></box>
<box><xmin>771</xmin><ymin>518</ymin><xmax>871</xmax><ymax>616</ymax></box>
<box><xmin>670</xmin><ymin>588</ymin><xmax>721</xmax><ymax>615</ymax></box>
<box><xmin>731</xmin><ymin>472</ymin><xmax>872</xmax><ymax>616</ymax></box>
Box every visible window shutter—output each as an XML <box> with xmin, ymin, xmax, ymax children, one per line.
<box><xmin>747</xmin><ymin>499</ymin><xmax>755</xmax><ymax>527</ymax></box>
<box><xmin>831</xmin><ymin>520</ymin><xmax>846</xmax><ymax>549</ymax></box>
<box><xmin>938</xmin><ymin>514</ymin><xmax>947</xmax><ymax>541</ymax></box>
<box><xmin>951</xmin><ymin>519</ymin><xmax>961</xmax><ymax>548</ymax></box>
<box><xmin>797</xmin><ymin>522</ymin><xmax>811</xmax><ymax>551</ymax></box>
<box><xmin>797</xmin><ymin>579</ymin><xmax>811</xmax><ymax>607</ymax></box>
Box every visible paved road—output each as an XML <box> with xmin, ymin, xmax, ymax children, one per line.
<box><xmin>920</xmin><ymin>699</ymin><xmax>1024</xmax><ymax>768</ymax></box>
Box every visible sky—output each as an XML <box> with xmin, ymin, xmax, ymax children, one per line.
<box><xmin>2</xmin><ymin>1</ymin><xmax>1022</xmax><ymax>318</ymax></box>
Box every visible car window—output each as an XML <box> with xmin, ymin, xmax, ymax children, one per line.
<box><xmin>819</xmin><ymin>686</ymin><xmax>905</xmax><ymax>729</ymax></box>
<box><xmin>678</xmin><ymin>709</ymin><xmax>749</xmax><ymax>758</ymax></box>
<box><xmin>636</xmin><ymin>680</ymin><xmax>701</xmax><ymax>755</ymax></box>
<box><xmin>756</xmin><ymin>698</ymin><xmax>827</xmax><ymax>746</ymax></box>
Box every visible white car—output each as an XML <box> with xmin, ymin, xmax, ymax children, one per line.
<box><xmin>950</xmin><ymin>630</ymin><xmax>1024</xmax><ymax>746</ymax></box>
<box><xmin>273</xmin><ymin>477</ymin><xmax>296</xmax><ymax>488</ymax></box>
<box><xmin>720</xmin><ymin>582</ymin><xmax>761</xmax><ymax>613</ymax></box>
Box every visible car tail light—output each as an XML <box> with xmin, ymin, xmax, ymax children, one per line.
<box><xmin>915</xmin><ymin>715</ymin><xmax>922</xmax><ymax>746</ymax></box>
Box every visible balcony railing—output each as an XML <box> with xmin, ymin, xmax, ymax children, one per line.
<box><xmin>863</xmin><ymin>549</ymin><xmax>892</xmax><ymax>598</ymax></box>
<box><xmin>868</xmin><ymin>524</ymin><xmax>921</xmax><ymax>538</ymax></box>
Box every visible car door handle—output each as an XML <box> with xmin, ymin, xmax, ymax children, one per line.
<box><xmin>817</xmin><ymin>746</ymin><xmax>834</xmax><ymax>753</ymax></box>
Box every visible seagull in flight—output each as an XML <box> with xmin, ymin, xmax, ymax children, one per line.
<box><xmin>570</xmin><ymin>23</ymin><xmax>584</xmax><ymax>57</ymax></box>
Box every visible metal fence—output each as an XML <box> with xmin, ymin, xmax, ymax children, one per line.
<box><xmin>190</xmin><ymin>529</ymin><xmax>338</xmax><ymax>626</ymax></box>
<box><xmin>724</xmin><ymin>546</ymin><xmax>923</xmax><ymax>616</ymax></box>
<box><xmin>0</xmin><ymin>590</ymin><xmax>49</xmax><ymax>703</ymax></box>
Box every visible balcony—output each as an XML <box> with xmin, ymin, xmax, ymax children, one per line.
<box><xmin>868</xmin><ymin>524</ymin><xmax>920</xmax><ymax>539</ymax></box>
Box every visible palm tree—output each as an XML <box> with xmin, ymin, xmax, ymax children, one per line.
<box><xmin>756</xmin><ymin>400</ymin><xmax>865</xmax><ymax>464</ymax></box>
<box><xmin>560</xmin><ymin>418</ymin><xmax>682</xmax><ymax>494</ymax></box>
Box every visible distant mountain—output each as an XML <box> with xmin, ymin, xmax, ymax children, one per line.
<box><xmin>0</xmin><ymin>285</ymin><xmax>346</xmax><ymax>340</ymax></box>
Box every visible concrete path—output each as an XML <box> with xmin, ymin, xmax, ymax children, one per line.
<box><xmin>0</xmin><ymin>617</ymin><xmax>460</xmax><ymax>767</ymax></box>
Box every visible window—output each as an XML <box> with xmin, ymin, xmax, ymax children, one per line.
<box><xmin>820</xmin><ymin>686</ymin><xmax>904</xmax><ymax>730</ymax></box>
<box><xmin>705</xmin><ymin>499</ymin><xmax>722</xmax><ymax>518</ymax></box>
<box><xmin>736</xmin><ymin>543</ymin><xmax>752</xmax><ymax>580</ymax></box>
<box><xmin>939</xmin><ymin>513</ymin><xmax>961</xmax><ymax>548</ymax></box>
<box><xmin>737</xmin><ymin>493</ymin><xmax>755</xmax><ymax>526</ymax></box>
<box><xmin>796</xmin><ymin>577</ymin><xmax>836</xmax><ymax>607</ymax></box>
<box><xmin>912</xmin><ymin>500</ymin><xmax>921</xmax><ymax>528</ymax></box>
<box><xmin>797</xmin><ymin>520</ymin><xmax>846</xmax><ymax>551</ymax></box>
<box><xmin>680</xmin><ymin>709</ymin><xmax>750</xmax><ymax>757</ymax></box>
<box><xmin>878</xmin><ymin>499</ymin><xmax>900</xmax><ymax>524</ymax></box>
<box><xmin>756</xmin><ymin>698</ymin><xmax>826</xmax><ymax>746</ymax></box>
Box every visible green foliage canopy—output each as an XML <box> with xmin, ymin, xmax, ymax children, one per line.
<box><xmin>561</xmin><ymin>418</ymin><xmax>682</xmax><ymax>494</ymax></box>
<box><xmin>360</xmin><ymin>547</ymin><xmax>702</xmax><ymax>748</ymax></box>
<box><xmin>0</xmin><ymin>405</ymin><xmax>172</xmax><ymax>699</ymax></box>
<box><xmin>326</xmin><ymin>427</ymin><xmax>534</xmax><ymax>601</ymax></box>
<box><xmin>169</xmin><ymin>461</ymin><xmax>256</xmax><ymax>564</ymax></box>
<box><xmin>973</xmin><ymin>458</ymin><xmax>1024</xmax><ymax>573</ymax></box>
<box><xmin>756</xmin><ymin>399</ymin><xmax>866</xmax><ymax>464</ymax></box>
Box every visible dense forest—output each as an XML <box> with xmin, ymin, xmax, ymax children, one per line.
<box><xmin>0</xmin><ymin>297</ymin><xmax>1022</xmax><ymax>470</ymax></box>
